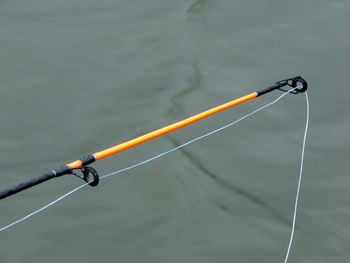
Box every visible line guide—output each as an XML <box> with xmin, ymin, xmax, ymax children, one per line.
<box><xmin>0</xmin><ymin>76</ymin><xmax>307</xmax><ymax>199</ymax></box>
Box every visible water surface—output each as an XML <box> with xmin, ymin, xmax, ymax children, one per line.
<box><xmin>1</xmin><ymin>0</ymin><xmax>350</xmax><ymax>262</ymax></box>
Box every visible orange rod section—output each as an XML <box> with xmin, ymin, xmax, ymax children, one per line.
<box><xmin>67</xmin><ymin>160</ymin><xmax>83</xmax><ymax>169</ymax></box>
<box><xmin>67</xmin><ymin>92</ymin><xmax>257</xmax><ymax>168</ymax></box>
<box><xmin>94</xmin><ymin>91</ymin><xmax>257</xmax><ymax>160</ymax></box>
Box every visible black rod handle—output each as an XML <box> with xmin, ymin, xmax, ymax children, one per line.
<box><xmin>0</xmin><ymin>166</ymin><xmax>71</xmax><ymax>200</ymax></box>
<box><xmin>0</xmin><ymin>172</ymin><xmax>56</xmax><ymax>199</ymax></box>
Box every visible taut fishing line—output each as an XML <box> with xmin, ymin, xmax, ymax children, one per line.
<box><xmin>0</xmin><ymin>86</ymin><xmax>310</xmax><ymax>263</ymax></box>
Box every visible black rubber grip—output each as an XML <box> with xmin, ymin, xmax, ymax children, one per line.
<box><xmin>0</xmin><ymin>166</ymin><xmax>71</xmax><ymax>200</ymax></box>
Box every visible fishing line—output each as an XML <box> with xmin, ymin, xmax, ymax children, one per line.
<box><xmin>284</xmin><ymin>91</ymin><xmax>309</xmax><ymax>263</ymax></box>
<box><xmin>0</xmin><ymin>88</ymin><xmax>304</xmax><ymax>232</ymax></box>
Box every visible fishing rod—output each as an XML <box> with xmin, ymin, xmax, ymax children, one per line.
<box><xmin>0</xmin><ymin>76</ymin><xmax>307</xmax><ymax>200</ymax></box>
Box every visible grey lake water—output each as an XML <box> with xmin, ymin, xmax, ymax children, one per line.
<box><xmin>1</xmin><ymin>0</ymin><xmax>350</xmax><ymax>262</ymax></box>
